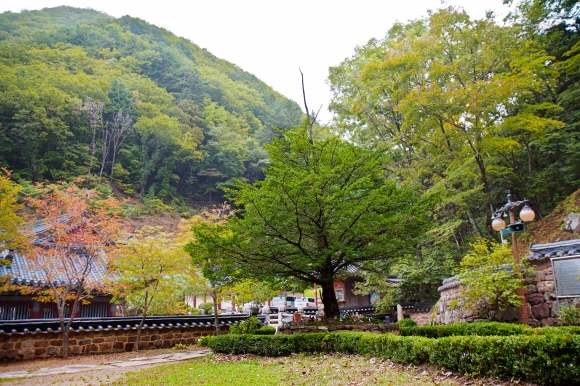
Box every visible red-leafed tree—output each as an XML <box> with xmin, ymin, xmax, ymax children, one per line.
<box><xmin>22</xmin><ymin>180</ymin><xmax>126</xmax><ymax>358</ymax></box>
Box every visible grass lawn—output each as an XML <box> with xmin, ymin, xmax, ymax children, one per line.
<box><xmin>114</xmin><ymin>353</ymin><xmax>464</xmax><ymax>386</ymax></box>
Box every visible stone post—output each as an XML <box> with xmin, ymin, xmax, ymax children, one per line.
<box><xmin>261</xmin><ymin>306</ymin><xmax>270</xmax><ymax>325</ymax></box>
<box><xmin>397</xmin><ymin>304</ymin><xmax>403</xmax><ymax>322</ymax></box>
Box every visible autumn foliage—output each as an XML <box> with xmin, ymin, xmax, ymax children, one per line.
<box><xmin>22</xmin><ymin>179</ymin><xmax>126</xmax><ymax>358</ymax></box>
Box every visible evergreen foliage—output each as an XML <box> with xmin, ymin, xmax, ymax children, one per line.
<box><xmin>188</xmin><ymin>124</ymin><xmax>434</xmax><ymax>318</ymax></box>
<box><xmin>0</xmin><ymin>7</ymin><xmax>305</xmax><ymax>203</ymax></box>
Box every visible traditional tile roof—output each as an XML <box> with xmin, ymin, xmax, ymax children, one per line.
<box><xmin>438</xmin><ymin>275</ymin><xmax>460</xmax><ymax>292</ymax></box>
<box><xmin>1</xmin><ymin>217</ymin><xmax>109</xmax><ymax>287</ymax></box>
<box><xmin>0</xmin><ymin>314</ymin><xmax>260</xmax><ymax>335</ymax></box>
<box><xmin>0</xmin><ymin>249</ymin><xmax>109</xmax><ymax>286</ymax></box>
<box><xmin>527</xmin><ymin>239</ymin><xmax>580</xmax><ymax>261</ymax></box>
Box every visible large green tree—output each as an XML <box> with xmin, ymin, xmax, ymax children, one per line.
<box><xmin>188</xmin><ymin>125</ymin><xmax>433</xmax><ymax>318</ymax></box>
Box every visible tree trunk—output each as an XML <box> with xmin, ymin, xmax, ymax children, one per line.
<box><xmin>320</xmin><ymin>281</ymin><xmax>339</xmax><ymax>319</ymax></box>
<box><xmin>211</xmin><ymin>289</ymin><xmax>221</xmax><ymax>336</ymax></box>
<box><xmin>136</xmin><ymin>293</ymin><xmax>149</xmax><ymax>351</ymax></box>
<box><xmin>88</xmin><ymin>131</ymin><xmax>96</xmax><ymax>176</ymax></box>
<box><xmin>58</xmin><ymin>309</ymin><xmax>68</xmax><ymax>359</ymax></box>
<box><xmin>31</xmin><ymin>159</ymin><xmax>38</xmax><ymax>182</ymax></box>
<box><xmin>110</xmin><ymin>151</ymin><xmax>117</xmax><ymax>180</ymax></box>
<box><xmin>467</xmin><ymin>209</ymin><xmax>484</xmax><ymax>238</ymax></box>
<box><xmin>474</xmin><ymin>154</ymin><xmax>495</xmax><ymax>238</ymax></box>
<box><xmin>62</xmin><ymin>287</ymin><xmax>83</xmax><ymax>359</ymax></box>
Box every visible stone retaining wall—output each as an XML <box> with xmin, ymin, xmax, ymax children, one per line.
<box><xmin>0</xmin><ymin>325</ymin><xmax>226</xmax><ymax>361</ymax></box>
<box><xmin>434</xmin><ymin>257</ymin><xmax>580</xmax><ymax>326</ymax></box>
<box><xmin>407</xmin><ymin>310</ymin><xmax>432</xmax><ymax>327</ymax></box>
<box><xmin>277</xmin><ymin>323</ymin><xmax>399</xmax><ymax>335</ymax></box>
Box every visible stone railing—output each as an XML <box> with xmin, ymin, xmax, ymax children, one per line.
<box><xmin>277</xmin><ymin>323</ymin><xmax>399</xmax><ymax>335</ymax></box>
<box><xmin>0</xmin><ymin>314</ymin><xmax>259</xmax><ymax>361</ymax></box>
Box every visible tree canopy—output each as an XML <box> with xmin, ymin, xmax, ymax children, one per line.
<box><xmin>188</xmin><ymin>124</ymin><xmax>434</xmax><ymax>317</ymax></box>
<box><xmin>0</xmin><ymin>6</ymin><xmax>306</xmax><ymax>205</ymax></box>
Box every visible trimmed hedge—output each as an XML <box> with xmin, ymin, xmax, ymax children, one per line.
<box><xmin>203</xmin><ymin>332</ymin><xmax>580</xmax><ymax>385</ymax></box>
<box><xmin>255</xmin><ymin>326</ymin><xmax>276</xmax><ymax>335</ymax></box>
<box><xmin>399</xmin><ymin>322</ymin><xmax>580</xmax><ymax>338</ymax></box>
<box><xmin>397</xmin><ymin>318</ymin><xmax>417</xmax><ymax>328</ymax></box>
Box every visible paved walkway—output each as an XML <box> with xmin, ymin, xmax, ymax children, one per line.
<box><xmin>0</xmin><ymin>349</ymin><xmax>211</xmax><ymax>380</ymax></box>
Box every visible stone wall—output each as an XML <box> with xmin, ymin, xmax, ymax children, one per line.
<box><xmin>433</xmin><ymin>257</ymin><xmax>579</xmax><ymax>326</ymax></box>
<box><xmin>277</xmin><ymin>323</ymin><xmax>399</xmax><ymax>335</ymax></box>
<box><xmin>407</xmin><ymin>310</ymin><xmax>432</xmax><ymax>327</ymax></box>
<box><xmin>0</xmin><ymin>325</ymin><xmax>226</xmax><ymax>361</ymax></box>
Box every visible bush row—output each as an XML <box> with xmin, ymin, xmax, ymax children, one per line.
<box><xmin>399</xmin><ymin>322</ymin><xmax>580</xmax><ymax>338</ymax></box>
<box><xmin>204</xmin><ymin>332</ymin><xmax>580</xmax><ymax>385</ymax></box>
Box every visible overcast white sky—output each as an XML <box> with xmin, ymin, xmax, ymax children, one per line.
<box><xmin>0</xmin><ymin>0</ymin><xmax>512</xmax><ymax>123</ymax></box>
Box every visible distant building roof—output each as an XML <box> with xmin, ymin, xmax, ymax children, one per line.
<box><xmin>1</xmin><ymin>216</ymin><xmax>109</xmax><ymax>287</ymax></box>
<box><xmin>0</xmin><ymin>249</ymin><xmax>108</xmax><ymax>287</ymax></box>
<box><xmin>527</xmin><ymin>239</ymin><xmax>580</xmax><ymax>261</ymax></box>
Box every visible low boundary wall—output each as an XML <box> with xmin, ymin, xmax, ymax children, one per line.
<box><xmin>0</xmin><ymin>314</ymin><xmax>257</xmax><ymax>361</ymax></box>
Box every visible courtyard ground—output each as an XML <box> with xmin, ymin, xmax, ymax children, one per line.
<box><xmin>0</xmin><ymin>350</ymin><xmax>543</xmax><ymax>386</ymax></box>
<box><xmin>0</xmin><ymin>346</ymin><xmax>210</xmax><ymax>386</ymax></box>
<box><xmin>115</xmin><ymin>353</ymin><xmax>541</xmax><ymax>386</ymax></box>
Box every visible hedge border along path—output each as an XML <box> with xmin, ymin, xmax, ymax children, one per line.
<box><xmin>204</xmin><ymin>332</ymin><xmax>580</xmax><ymax>385</ymax></box>
<box><xmin>399</xmin><ymin>321</ymin><xmax>580</xmax><ymax>338</ymax></box>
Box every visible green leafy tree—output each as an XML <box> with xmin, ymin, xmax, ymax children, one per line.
<box><xmin>0</xmin><ymin>169</ymin><xmax>25</xmax><ymax>249</ymax></box>
<box><xmin>114</xmin><ymin>226</ymin><xmax>189</xmax><ymax>350</ymax></box>
<box><xmin>188</xmin><ymin>124</ymin><xmax>433</xmax><ymax>318</ymax></box>
<box><xmin>450</xmin><ymin>239</ymin><xmax>534</xmax><ymax>320</ymax></box>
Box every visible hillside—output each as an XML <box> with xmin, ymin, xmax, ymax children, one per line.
<box><xmin>0</xmin><ymin>6</ymin><xmax>307</xmax><ymax>206</ymax></box>
<box><xmin>519</xmin><ymin>188</ymin><xmax>580</xmax><ymax>255</ymax></box>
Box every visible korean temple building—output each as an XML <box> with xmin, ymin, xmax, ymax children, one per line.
<box><xmin>0</xmin><ymin>219</ymin><xmax>116</xmax><ymax>320</ymax></box>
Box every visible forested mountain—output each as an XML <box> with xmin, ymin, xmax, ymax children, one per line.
<box><xmin>329</xmin><ymin>2</ymin><xmax>580</xmax><ymax>303</ymax></box>
<box><xmin>0</xmin><ymin>6</ymin><xmax>306</xmax><ymax>204</ymax></box>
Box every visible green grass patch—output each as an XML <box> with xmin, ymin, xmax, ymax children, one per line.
<box><xmin>114</xmin><ymin>353</ymin><xmax>459</xmax><ymax>386</ymax></box>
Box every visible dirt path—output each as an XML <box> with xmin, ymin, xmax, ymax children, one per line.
<box><xmin>0</xmin><ymin>347</ymin><xmax>211</xmax><ymax>386</ymax></box>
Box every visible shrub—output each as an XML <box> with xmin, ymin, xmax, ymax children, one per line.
<box><xmin>399</xmin><ymin>322</ymin><xmax>580</xmax><ymax>338</ymax></box>
<box><xmin>229</xmin><ymin>316</ymin><xmax>261</xmax><ymax>335</ymax></box>
<box><xmin>558</xmin><ymin>305</ymin><xmax>580</xmax><ymax>326</ymax></box>
<box><xmin>397</xmin><ymin>318</ymin><xmax>417</xmax><ymax>328</ymax></box>
<box><xmin>203</xmin><ymin>332</ymin><xmax>580</xmax><ymax>384</ymax></box>
<box><xmin>255</xmin><ymin>326</ymin><xmax>276</xmax><ymax>335</ymax></box>
<box><xmin>450</xmin><ymin>240</ymin><xmax>534</xmax><ymax>318</ymax></box>
<box><xmin>198</xmin><ymin>302</ymin><xmax>214</xmax><ymax>315</ymax></box>
<box><xmin>198</xmin><ymin>335</ymin><xmax>212</xmax><ymax>346</ymax></box>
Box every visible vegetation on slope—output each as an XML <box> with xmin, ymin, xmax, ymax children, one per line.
<box><xmin>0</xmin><ymin>6</ymin><xmax>313</xmax><ymax>205</ymax></box>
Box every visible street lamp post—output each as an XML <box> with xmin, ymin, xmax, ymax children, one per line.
<box><xmin>491</xmin><ymin>191</ymin><xmax>536</xmax><ymax>326</ymax></box>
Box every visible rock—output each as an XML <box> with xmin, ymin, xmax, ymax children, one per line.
<box><xmin>541</xmin><ymin>317</ymin><xmax>559</xmax><ymax>327</ymax></box>
<box><xmin>526</xmin><ymin>292</ymin><xmax>545</xmax><ymax>305</ymax></box>
<box><xmin>537</xmin><ymin>281</ymin><xmax>555</xmax><ymax>293</ymax></box>
<box><xmin>525</xmin><ymin>284</ymin><xmax>538</xmax><ymax>294</ymax></box>
<box><xmin>535</xmin><ymin>269</ymin><xmax>553</xmax><ymax>280</ymax></box>
<box><xmin>528</xmin><ymin>318</ymin><xmax>541</xmax><ymax>328</ymax></box>
<box><xmin>551</xmin><ymin>301</ymin><xmax>559</xmax><ymax>317</ymax></box>
<box><xmin>532</xmin><ymin>303</ymin><xmax>551</xmax><ymax>319</ymax></box>
<box><xmin>495</xmin><ymin>307</ymin><xmax>516</xmax><ymax>322</ymax></box>
<box><xmin>544</xmin><ymin>292</ymin><xmax>557</xmax><ymax>301</ymax></box>
<box><xmin>564</xmin><ymin>212</ymin><xmax>580</xmax><ymax>233</ymax></box>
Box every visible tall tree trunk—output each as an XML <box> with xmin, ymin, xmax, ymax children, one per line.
<box><xmin>136</xmin><ymin>292</ymin><xmax>150</xmax><ymax>351</ymax></box>
<box><xmin>211</xmin><ymin>287</ymin><xmax>221</xmax><ymax>336</ymax></box>
<box><xmin>58</xmin><ymin>306</ymin><xmax>67</xmax><ymax>359</ymax></box>
<box><xmin>88</xmin><ymin>131</ymin><xmax>96</xmax><ymax>176</ymax></box>
<box><xmin>320</xmin><ymin>280</ymin><xmax>339</xmax><ymax>319</ymax></box>
<box><xmin>30</xmin><ymin>159</ymin><xmax>38</xmax><ymax>182</ymax></box>
<box><xmin>474</xmin><ymin>154</ymin><xmax>494</xmax><ymax>238</ymax></box>
<box><xmin>63</xmin><ymin>295</ymin><xmax>81</xmax><ymax>359</ymax></box>
<box><xmin>467</xmin><ymin>209</ymin><xmax>484</xmax><ymax>238</ymax></box>
<box><xmin>110</xmin><ymin>151</ymin><xmax>117</xmax><ymax>180</ymax></box>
